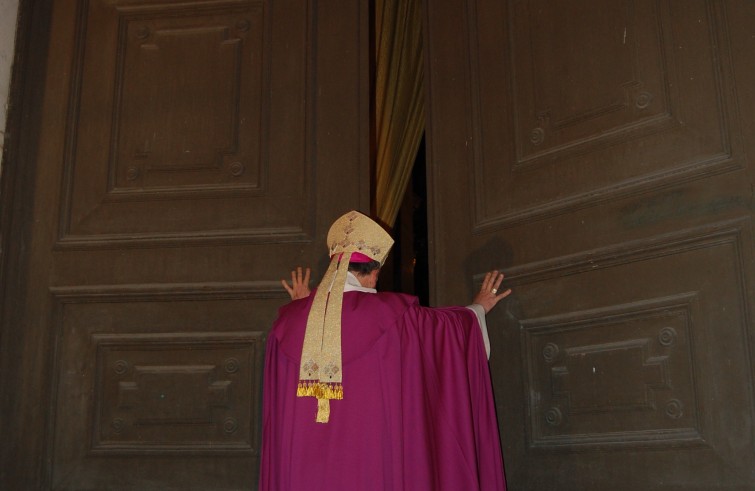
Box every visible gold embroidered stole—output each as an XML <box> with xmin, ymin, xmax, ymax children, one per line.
<box><xmin>297</xmin><ymin>251</ymin><xmax>352</xmax><ymax>422</ymax></box>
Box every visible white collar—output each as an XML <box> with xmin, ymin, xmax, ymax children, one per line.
<box><xmin>343</xmin><ymin>271</ymin><xmax>376</xmax><ymax>293</ymax></box>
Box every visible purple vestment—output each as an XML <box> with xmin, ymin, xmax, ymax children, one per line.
<box><xmin>260</xmin><ymin>290</ymin><xmax>507</xmax><ymax>490</ymax></box>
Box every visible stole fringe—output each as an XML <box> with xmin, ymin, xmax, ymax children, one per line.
<box><xmin>296</xmin><ymin>381</ymin><xmax>344</xmax><ymax>400</ymax></box>
<box><xmin>297</xmin><ymin>381</ymin><xmax>343</xmax><ymax>424</ymax></box>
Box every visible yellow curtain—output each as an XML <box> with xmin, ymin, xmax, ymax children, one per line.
<box><xmin>374</xmin><ymin>0</ymin><xmax>424</xmax><ymax>228</ymax></box>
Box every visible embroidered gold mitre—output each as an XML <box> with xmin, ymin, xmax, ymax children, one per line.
<box><xmin>298</xmin><ymin>211</ymin><xmax>393</xmax><ymax>423</ymax></box>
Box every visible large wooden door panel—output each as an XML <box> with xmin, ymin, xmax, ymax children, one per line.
<box><xmin>61</xmin><ymin>0</ymin><xmax>311</xmax><ymax>245</ymax></box>
<box><xmin>509</xmin><ymin>219</ymin><xmax>755</xmax><ymax>488</ymax></box>
<box><xmin>51</xmin><ymin>288</ymin><xmax>273</xmax><ymax>489</ymax></box>
<box><xmin>0</xmin><ymin>0</ymin><xmax>369</xmax><ymax>489</ymax></box>
<box><xmin>425</xmin><ymin>0</ymin><xmax>755</xmax><ymax>488</ymax></box>
<box><xmin>471</xmin><ymin>0</ymin><xmax>742</xmax><ymax>238</ymax></box>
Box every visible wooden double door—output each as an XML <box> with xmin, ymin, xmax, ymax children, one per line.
<box><xmin>0</xmin><ymin>0</ymin><xmax>369</xmax><ymax>489</ymax></box>
<box><xmin>4</xmin><ymin>0</ymin><xmax>755</xmax><ymax>490</ymax></box>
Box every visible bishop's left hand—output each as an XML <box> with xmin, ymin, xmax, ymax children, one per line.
<box><xmin>281</xmin><ymin>266</ymin><xmax>312</xmax><ymax>301</ymax></box>
<box><xmin>472</xmin><ymin>270</ymin><xmax>511</xmax><ymax>314</ymax></box>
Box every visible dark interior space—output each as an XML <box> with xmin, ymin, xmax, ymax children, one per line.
<box><xmin>378</xmin><ymin>134</ymin><xmax>429</xmax><ymax>305</ymax></box>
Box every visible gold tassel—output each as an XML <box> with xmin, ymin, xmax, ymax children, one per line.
<box><xmin>297</xmin><ymin>382</ymin><xmax>311</xmax><ymax>397</ymax></box>
<box><xmin>324</xmin><ymin>383</ymin><xmax>343</xmax><ymax>400</ymax></box>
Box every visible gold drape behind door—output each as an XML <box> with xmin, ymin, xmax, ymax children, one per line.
<box><xmin>374</xmin><ymin>0</ymin><xmax>424</xmax><ymax>227</ymax></box>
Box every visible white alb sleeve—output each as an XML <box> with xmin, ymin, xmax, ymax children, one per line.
<box><xmin>466</xmin><ymin>304</ymin><xmax>490</xmax><ymax>359</ymax></box>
